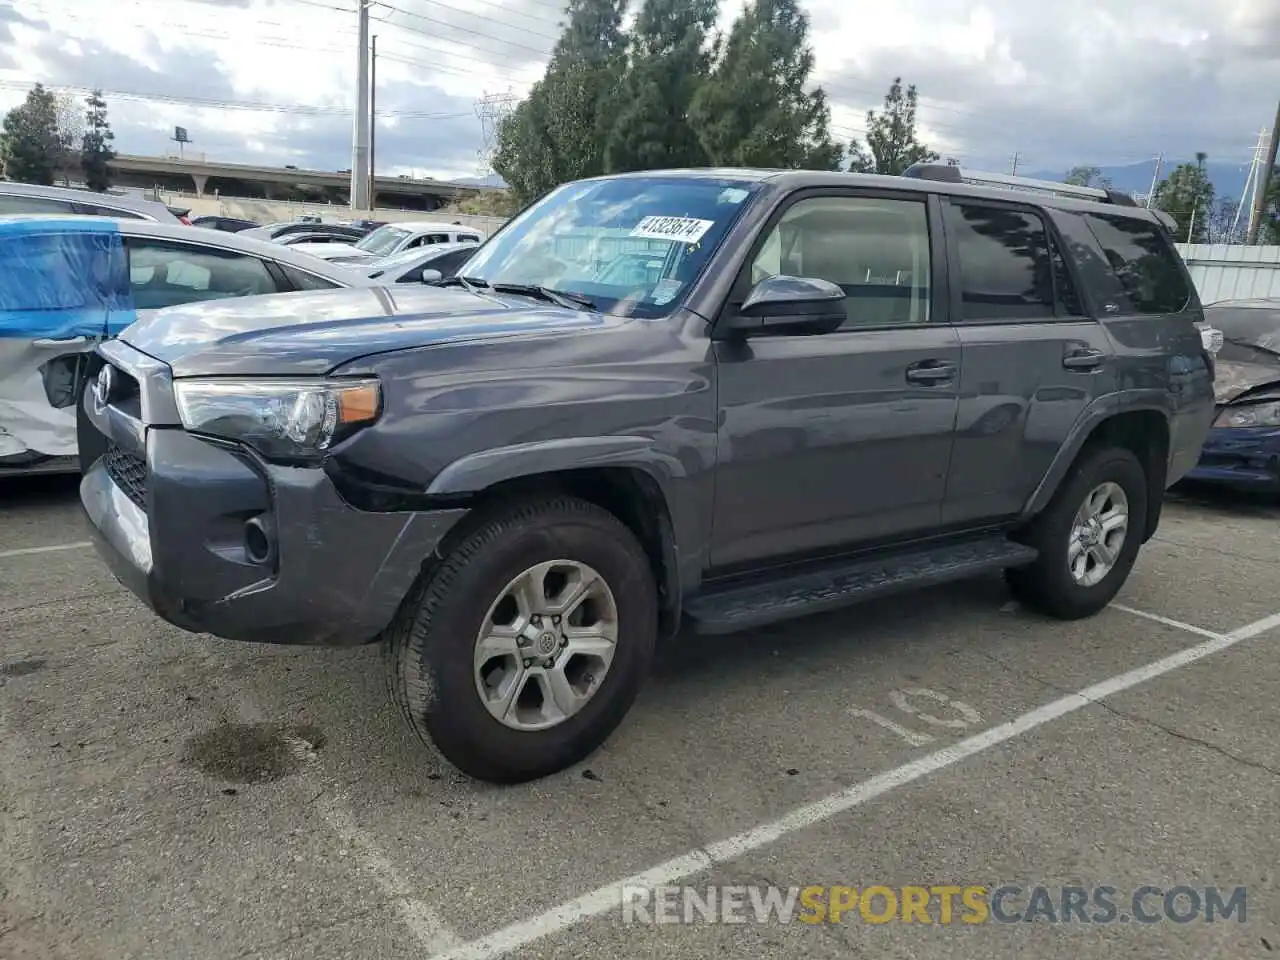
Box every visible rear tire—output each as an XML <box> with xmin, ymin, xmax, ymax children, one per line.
<box><xmin>1006</xmin><ymin>445</ymin><xmax>1148</xmax><ymax>620</ymax></box>
<box><xmin>383</xmin><ymin>495</ymin><xmax>657</xmax><ymax>784</ymax></box>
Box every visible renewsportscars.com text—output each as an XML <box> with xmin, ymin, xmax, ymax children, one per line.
<box><xmin>621</xmin><ymin>884</ymin><xmax>1247</xmax><ymax>925</ymax></box>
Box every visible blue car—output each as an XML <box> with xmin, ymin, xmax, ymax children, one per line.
<box><xmin>1184</xmin><ymin>298</ymin><xmax>1280</xmax><ymax>492</ymax></box>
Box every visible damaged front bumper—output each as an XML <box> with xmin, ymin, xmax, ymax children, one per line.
<box><xmin>77</xmin><ymin>340</ymin><xmax>466</xmax><ymax>646</ymax></box>
<box><xmin>1183</xmin><ymin>425</ymin><xmax>1280</xmax><ymax>492</ymax></box>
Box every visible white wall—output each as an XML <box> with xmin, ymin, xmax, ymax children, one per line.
<box><xmin>159</xmin><ymin>191</ymin><xmax>509</xmax><ymax>235</ymax></box>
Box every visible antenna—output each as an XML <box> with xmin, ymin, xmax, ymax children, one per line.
<box><xmin>474</xmin><ymin>91</ymin><xmax>517</xmax><ymax>177</ymax></box>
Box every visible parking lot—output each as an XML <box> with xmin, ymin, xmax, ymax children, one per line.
<box><xmin>2</xmin><ymin>475</ymin><xmax>1279</xmax><ymax>960</ymax></box>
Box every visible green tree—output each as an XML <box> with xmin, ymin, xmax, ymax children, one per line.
<box><xmin>1153</xmin><ymin>152</ymin><xmax>1215</xmax><ymax>243</ymax></box>
<box><xmin>603</xmin><ymin>0</ymin><xmax>719</xmax><ymax>172</ymax></box>
<box><xmin>846</xmin><ymin>78</ymin><xmax>937</xmax><ymax>175</ymax></box>
<box><xmin>1064</xmin><ymin>165</ymin><xmax>1112</xmax><ymax>189</ymax></box>
<box><xmin>1</xmin><ymin>83</ymin><xmax>65</xmax><ymax>185</ymax></box>
<box><xmin>689</xmin><ymin>0</ymin><xmax>843</xmax><ymax>170</ymax></box>
<box><xmin>80</xmin><ymin>89</ymin><xmax>116</xmax><ymax>192</ymax></box>
<box><xmin>491</xmin><ymin>0</ymin><xmax>628</xmax><ymax>205</ymax></box>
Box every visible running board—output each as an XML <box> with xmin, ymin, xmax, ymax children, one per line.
<box><xmin>685</xmin><ymin>537</ymin><xmax>1039</xmax><ymax>635</ymax></box>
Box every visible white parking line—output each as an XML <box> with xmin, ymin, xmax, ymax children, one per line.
<box><xmin>426</xmin><ymin>604</ymin><xmax>1280</xmax><ymax>960</ymax></box>
<box><xmin>0</xmin><ymin>541</ymin><xmax>91</xmax><ymax>561</ymax></box>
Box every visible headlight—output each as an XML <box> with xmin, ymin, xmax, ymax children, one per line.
<box><xmin>173</xmin><ymin>377</ymin><xmax>381</xmax><ymax>462</ymax></box>
<box><xmin>1214</xmin><ymin>401</ymin><xmax>1280</xmax><ymax>428</ymax></box>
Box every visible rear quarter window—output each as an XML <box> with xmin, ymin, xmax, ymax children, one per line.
<box><xmin>1083</xmin><ymin>213</ymin><xmax>1191</xmax><ymax>315</ymax></box>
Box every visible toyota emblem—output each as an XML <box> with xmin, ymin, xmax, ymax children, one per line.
<box><xmin>95</xmin><ymin>365</ymin><xmax>115</xmax><ymax>406</ymax></box>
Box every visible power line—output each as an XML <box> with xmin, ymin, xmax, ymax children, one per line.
<box><xmin>371</xmin><ymin>1</ymin><xmax>553</xmax><ymax>58</ymax></box>
<box><xmin>0</xmin><ymin>78</ymin><xmax>472</xmax><ymax>119</ymax></box>
<box><xmin>374</xmin><ymin>0</ymin><xmax>563</xmax><ymax>43</ymax></box>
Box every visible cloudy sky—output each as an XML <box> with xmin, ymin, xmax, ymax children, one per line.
<box><xmin>0</xmin><ymin>0</ymin><xmax>1277</xmax><ymax>182</ymax></box>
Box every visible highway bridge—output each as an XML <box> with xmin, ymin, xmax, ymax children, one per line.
<box><xmin>104</xmin><ymin>153</ymin><xmax>501</xmax><ymax>210</ymax></box>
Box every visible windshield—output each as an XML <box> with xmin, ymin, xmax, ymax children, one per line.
<box><xmin>356</xmin><ymin>225</ymin><xmax>410</xmax><ymax>256</ymax></box>
<box><xmin>458</xmin><ymin>175</ymin><xmax>763</xmax><ymax>318</ymax></box>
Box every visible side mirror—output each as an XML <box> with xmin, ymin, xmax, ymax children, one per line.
<box><xmin>722</xmin><ymin>275</ymin><xmax>846</xmax><ymax>335</ymax></box>
<box><xmin>420</xmin><ymin>268</ymin><xmax>443</xmax><ymax>283</ymax></box>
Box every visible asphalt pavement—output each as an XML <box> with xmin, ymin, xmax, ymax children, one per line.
<box><xmin>2</xmin><ymin>474</ymin><xmax>1278</xmax><ymax>960</ymax></box>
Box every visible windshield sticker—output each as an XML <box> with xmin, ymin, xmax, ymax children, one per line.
<box><xmin>629</xmin><ymin>216</ymin><xmax>715</xmax><ymax>245</ymax></box>
<box><xmin>651</xmin><ymin>279</ymin><xmax>683</xmax><ymax>305</ymax></box>
<box><xmin>718</xmin><ymin>187</ymin><xmax>750</xmax><ymax>204</ymax></box>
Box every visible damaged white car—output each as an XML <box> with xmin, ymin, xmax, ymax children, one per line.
<box><xmin>0</xmin><ymin>215</ymin><xmax>376</xmax><ymax>476</ymax></box>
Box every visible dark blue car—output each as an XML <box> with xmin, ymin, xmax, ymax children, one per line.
<box><xmin>1184</xmin><ymin>298</ymin><xmax>1280</xmax><ymax>492</ymax></box>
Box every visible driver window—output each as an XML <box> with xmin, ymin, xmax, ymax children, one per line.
<box><xmin>126</xmin><ymin>238</ymin><xmax>280</xmax><ymax>310</ymax></box>
<box><xmin>747</xmin><ymin>195</ymin><xmax>932</xmax><ymax>327</ymax></box>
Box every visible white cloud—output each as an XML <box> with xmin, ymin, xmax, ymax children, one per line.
<box><xmin>1</xmin><ymin>0</ymin><xmax>1277</xmax><ymax>182</ymax></box>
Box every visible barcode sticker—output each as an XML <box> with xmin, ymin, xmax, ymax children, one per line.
<box><xmin>629</xmin><ymin>216</ymin><xmax>715</xmax><ymax>244</ymax></box>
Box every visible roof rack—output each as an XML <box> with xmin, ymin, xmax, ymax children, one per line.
<box><xmin>901</xmin><ymin>162</ymin><xmax>1139</xmax><ymax>208</ymax></box>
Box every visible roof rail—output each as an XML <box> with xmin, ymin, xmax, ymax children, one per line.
<box><xmin>901</xmin><ymin>162</ymin><xmax>1139</xmax><ymax>208</ymax></box>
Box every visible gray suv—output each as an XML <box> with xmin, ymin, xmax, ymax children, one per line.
<box><xmin>75</xmin><ymin>164</ymin><xmax>1217</xmax><ymax>783</ymax></box>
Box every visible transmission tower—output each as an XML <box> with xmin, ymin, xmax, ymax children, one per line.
<box><xmin>474</xmin><ymin>91</ymin><xmax>518</xmax><ymax>177</ymax></box>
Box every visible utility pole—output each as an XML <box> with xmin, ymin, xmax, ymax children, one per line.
<box><xmin>1145</xmin><ymin>153</ymin><xmax>1163</xmax><ymax>208</ymax></box>
<box><xmin>349</xmin><ymin>0</ymin><xmax>371</xmax><ymax>211</ymax></box>
<box><xmin>1231</xmin><ymin>128</ymin><xmax>1268</xmax><ymax>241</ymax></box>
<box><xmin>369</xmin><ymin>34</ymin><xmax>377</xmax><ymax>210</ymax></box>
<box><xmin>1010</xmin><ymin>152</ymin><xmax>1021</xmax><ymax>176</ymax></box>
<box><xmin>1246</xmin><ymin>99</ymin><xmax>1280</xmax><ymax>245</ymax></box>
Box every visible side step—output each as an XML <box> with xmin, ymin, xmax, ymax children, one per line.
<box><xmin>684</xmin><ymin>536</ymin><xmax>1038</xmax><ymax>635</ymax></box>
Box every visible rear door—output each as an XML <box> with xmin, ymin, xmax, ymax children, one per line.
<box><xmin>940</xmin><ymin>198</ymin><xmax>1115</xmax><ymax>526</ymax></box>
<box><xmin>4</xmin><ymin>223</ymin><xmax>130</xmax><ymax>463</ymax></box>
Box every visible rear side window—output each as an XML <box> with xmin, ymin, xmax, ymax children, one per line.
<box><xmin>278</xmin><ymin>263</ymin><xmax>343</xmax><ymax>290</ymax></box>
<box><xmin>1083</xmin><ymin>213</ymin><xmax>1191</xmax><ymax>315</ymax></box>
<box><xmin>73</xmin><ymin>202</ymin><xmax>146</xmax><ymax>220</ymax></box>
<box><xmin>949</xmin><ymin>203</ymin><xmax>1054</xmax><ymax>321</ymax></box>
<box><xmin>0</xmin><ymin>193</ymin><xmax>74</xmax><ymax>214</ymax></box>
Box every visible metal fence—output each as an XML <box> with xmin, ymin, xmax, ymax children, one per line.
<box><xmin>1176</xmin><ymin>243</ymin><xmax>1280</xmax><ymax>303</ymax></box>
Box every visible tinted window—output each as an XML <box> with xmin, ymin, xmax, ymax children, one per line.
<box><xmin>0</xmin><ymin>193</ymin><xmax>75</xmax><ymax>214</ymax></box>
<box><xmin>278</xmin><ymin>263</ymin><xmax>343</xmax><ymax>290</ymax></box>
<box><xmin>1084</xmin><ymin>213</ymin><xmax>1191</xmax><ymax>315</ymax></box>
<box><xmin>74</xmin><ymin>202</ymin><xmax>145</xmax><ymax>220</ymax></box>
<box><xmin>951</xmin><ymin>203</ymin><xmax>1054</xmax><ymax>321</ymax></box>
<box><xmin>1049</xmin><ymin>233</ymin><xmax>1084</xmax><ymax>315</ymax></box>
<box><xmin>126</xmin><ymin>239</ymin><xmax>282</xmax><ymax>310</ymax></box>
<box><xmin>747</xmin><ymin>194</ymin><xmax>932</xmax><ymax>327</ymax></box>
<box><xmin>425</xmin><ymin>248</ymin><xmax>476</xmax><ymax>279</ymax></box>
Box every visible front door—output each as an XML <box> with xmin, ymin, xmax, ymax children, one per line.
<box><xmin>939</xmin><ymin>198</ymin><xmax>1116</xmax><ymax>526</ymax></box>
<box><xmin>709</xmin><ymin>188</ymin><xmax>961</xmax><ymax>571</ymax></box>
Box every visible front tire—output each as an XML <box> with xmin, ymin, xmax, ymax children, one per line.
<box><xmin>383</xmin><ymin>496</ymin><xmax>658</xmax><ymax>784</ymax></box>
<box><xmin>1006</xmin><ymin>445</ymin><xmax>1148</xmax><ymax>620</ymax></box>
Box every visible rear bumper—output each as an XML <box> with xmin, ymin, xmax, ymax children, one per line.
<box><xmin>78</xmin><ymin>365</ymin><xmax>467</xmax><ymax>645</ymax></box>
<box><xmin>1183</xmin><ymin>425</ymin><xmax>1280</xmax><ymax>491</ymax></box>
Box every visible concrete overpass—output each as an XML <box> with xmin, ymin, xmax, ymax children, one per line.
<box><xmin>104</xmin><ymin>153</ymin><xmax>502</xmax><ymax>210</ymax></box>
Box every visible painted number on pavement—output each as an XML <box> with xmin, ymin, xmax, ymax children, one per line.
<box><xmin>849</xmin><ymin>687</ymin><xmax>982</xmax><ymax>746</ymax></box>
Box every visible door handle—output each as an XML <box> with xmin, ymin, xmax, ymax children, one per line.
<box><xmin>905</xmin><ymin>360</ymin><xmax>957</xmax><ymax>384</ymax></box>
<box><xmin>33</xmin><ymin>336</ymin><xmax>89</xmax><ymax>347</ymax></box>
<box><xmin>1062</xmin><ymin>348</ymin><xmax>1105</xmax><ymax>370</ymax></box>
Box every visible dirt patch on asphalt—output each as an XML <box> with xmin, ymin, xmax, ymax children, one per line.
<box><xmin>180</xmin><ymin>722</ymin><xmax>326</xmax><ymax>784</ymax></box>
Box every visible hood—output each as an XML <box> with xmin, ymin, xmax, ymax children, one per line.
<box><xmin>118</xmin><ymin>284</ymin><xmax>618</xmax><ymax>378</ymax></box>
<box><xmin>1213</xmin><ymin>358</ymin><xmax>1280</xmax><ymax>404</ymax></box>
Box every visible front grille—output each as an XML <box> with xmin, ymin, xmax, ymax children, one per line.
<box><xmin>104</xmin><ymin>442</ymin><xmax>148</xmax><ymax>510</ymax></box>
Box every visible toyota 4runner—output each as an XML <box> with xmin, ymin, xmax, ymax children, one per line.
<box><xmin>76</xmin><ymin>164</ymin><xmax>1217</xmax><ymax>783</ymax></box>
